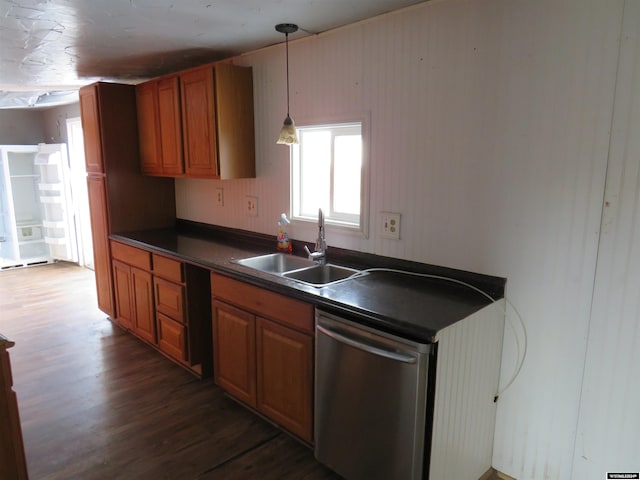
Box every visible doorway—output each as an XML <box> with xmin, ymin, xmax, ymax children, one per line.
<box><xmin>66</xmin><ymin>117</ymin><xmax>93</xmax><ymax>269</ymax></box>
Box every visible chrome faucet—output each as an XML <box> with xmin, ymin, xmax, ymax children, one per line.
<box><xmin>304</xmin><ymin>208</ymin><xmax>327</xmax><ymax>264</ymax></box>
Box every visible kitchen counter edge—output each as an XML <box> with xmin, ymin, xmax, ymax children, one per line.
<box><xmin>110</xmin><ymin>225</ymin><xmax>505</xmax><ymax>343</ymax></box>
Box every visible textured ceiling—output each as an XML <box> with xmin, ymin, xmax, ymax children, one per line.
<box><xmin>0</xmin><ymin>0</ymin><xmax>427</xmax><ymax>107</ymax></box>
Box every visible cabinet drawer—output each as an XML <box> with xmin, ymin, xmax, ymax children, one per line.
<box><xmin>154</xmin><ymin>277</ymin><xmax>185</xmax><ymax>323</ymax></box>
<box><xmin>157</xmin><ymin>312</ymin><xmax>187</xmax><ymax>361</ymax></box>
<box><xmin>153</xmin><ymin>254</ymin><xmax>184</xmax><ymax>282</ymax></box>
<box><xmin>211</xmin><ymin>273</ymin><xmax>313</xmax><ymax>333</ymax></box>
<box><xmin>110</xmin><ymin>241</ymin><xmax>151</xmax><ymax>271</ymax></box>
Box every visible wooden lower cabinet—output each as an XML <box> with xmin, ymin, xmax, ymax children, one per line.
<box><xmin>157</xmin><ymin>312</ymin><xmax>187</xmax><ymax>361</ymax></box>
<box><xmin>152</xmin><ymin>255</ymin><xmax>187</xmax><ymax>364</ymax></box>
<box><xmin>212</xmin><ymin>301</ymin><xmax>256</xmax><ymax>407</ymax></box>
<box><xmin>111</xmin><ymin>242</ymin><xmax>155</xmax><ymax>343</ymax></box>
<box><xmin>112</xmin><ymin>259</ymin><xmax>135</xmax><ymax>330</ymax></box>
<box><xmin>154</xmin><ymin>277</ymin><xmax>185</xmax><ymax>323</ymax></box>
<box><xmin>256</xmin><ymin>316</ymin><xmax>313</xmax><ymax>441</ymax></box>
<box><xmin>109</xmin><ymin>241</ymin><xmax>211</xmax><ymax>377</ymax></box>
<box><xmin>211</xmin><ymin>273</ymin><xmax>314</xmax><ymax>443</ymax></box>
<box><xmin>113</xmin><ymin>261</ymin><xmax>155</xmax><ymax>343</ymax></box>
<box><xmin>150</xmin><ymin>253</ymin><xmax>211</xmax><ymax>376</ymax></box>
<box><xmin>0</xmin><ymin>335</ymin><xmax>28</xmax><ymax>480</ymax></box>
<box><xmin>131</xmin><ymin>268</ymin><xmax>155</xmax><ymax>344</ymax></box>
<box><xmin>87</xmin><ymin>175</ymin><xmax>113</xmax><ymax>316</ymax></box>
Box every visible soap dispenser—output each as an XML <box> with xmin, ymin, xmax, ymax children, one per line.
<box><xmin>277</xmin><ymin>213</ymin><xmax>292</xmax><ymax>253</ymax></box>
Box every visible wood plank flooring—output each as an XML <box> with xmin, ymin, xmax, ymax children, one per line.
<box><xmin>0</xmin><ymin>262</ymin><xmax>340</xmax><ymax>480</ymax></box>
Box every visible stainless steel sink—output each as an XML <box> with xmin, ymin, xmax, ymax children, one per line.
<box><xmin>234</xmin><ymin>253</ymin><xmax>362</xmax><ymax>287</ymax></box>
<box><xmin>283</xmin><ymin>264</ymin><xmax>361</xmax><ymax>286</ymax></box>
<box><xmin>234</xmin><ymin>253</ymin><xmax>316</xmax><ymax>274</ymax></box>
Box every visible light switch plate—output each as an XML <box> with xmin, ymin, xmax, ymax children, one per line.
<box><xmin>380</xmin><ymin>212</ymin><xmax>401</xmax><ymax>239</ymax></box>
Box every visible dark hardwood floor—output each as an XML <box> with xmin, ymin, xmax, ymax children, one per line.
<box><xmin>0</xmin><ymin>262</ymin><xmax>340</xmax><ymax>480</ymax></box>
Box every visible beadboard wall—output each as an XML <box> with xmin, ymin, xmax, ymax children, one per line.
<box><xmin>169</xmin><ymin>0</ymin><xmax>635</xmax><ymax>479</ymax></box>
<box><xmin>572</xmin><ymin>1</ymin><xmax>640</xmax><ymax>476</ymax></box>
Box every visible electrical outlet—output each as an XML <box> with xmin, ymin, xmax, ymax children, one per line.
<box><xmin>215</xmin><ymin>188</ymin><xmax>224</xmax><ymax>207</ymax></box>
<box><xmin>380</xmin><ymin>212</ymin><xmax>401</xmax><ymax>239</ymax></box>
<box><xmin>246</xmin><ymin>196</ymin><xmax>258</xmax><ymax>217</ymax></box>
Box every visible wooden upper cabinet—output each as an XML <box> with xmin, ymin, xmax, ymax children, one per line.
<box><xmin>136</xmin><ymin>77</ymin><xmax>183</xmax><ymax>176</ymax></box>
<box><xmin>215</xmin><ymin>63</ymin><xmax>256</xmax><ymax>179</ymax></box>
<box><xmin>157</xmin><ymin>76</ymin><xmax>184</xmax><ymax>175</ymax></box>
<box><xmin>136</xmin><ymin>63</ymin><xmax>255</xmax><ymax>179</ymax></box>
<box><xmin>181</xmin><ymin>66</ymin><xmax>218</xmax><ymax>177</ymax></box>
<box><xmin>80</xmin><ymin>85</ymin><xmax>104</xmax><ymax>174</ymax></box>
<box><xmin>136</xmin><ymin>81</ymin><xmax>162</xmax><ymax>175</ymax></box>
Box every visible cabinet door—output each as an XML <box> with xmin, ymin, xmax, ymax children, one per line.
<box><xmin>154</xmin><ymin>277</ymin><xmax>185</xmax><ymax>323</ymax></box>
<box><xmin>212</xmin><ymin>300</ymin><xmax>256</xmax><ymax>407</ymax></box>
<box><xmin>131</xmin><ymin>267</ymin><xmax>155</xmax><ymax>344</ymax></box>
<box><xmin>136</xmin><ymin>81</ymin><xmax>162</xmax><ymax>175</ymax></box>
<box><xmin>112</xmin><ymin>260</ymin><xmax>133</xmax><ymax>330</ymax></box>
<box><xmin>157</xmin><ymin>76</ymin><xmax>184</xmax><ymax>175</ymax></box>
<box><xmin>180</xmin><ymin>67</ymin><xmax>218</xmax><ymax>177</ymax></box>
<box><xmin>79</xmin><ymin>85</ymin><xmax>104</xmax><ymax>174</ymax></box>
<box><xmin>256</xmin><ymin>317</ymin><xmax>313</xmax><ymax>442</ymax></box>
<box><xmin>215</xmin><ymin>63</ymin><xmax>256</xmax><ymax>179</ymax></box>
<box><xmin>157</xmin><ymin>312</ymin><xmax>187</xmax><ymax>361</ymax></box>
<box><xmin>87</xmin><ymin>175</ymin><xmax>114</xmax><ymax>316</ymax></box>
<box><xmin>0</xmin><ymin>344</ymin><xmax>29</xmax><ymax>480</ymax></box>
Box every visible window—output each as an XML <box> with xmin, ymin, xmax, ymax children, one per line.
<box><xmin>291</xmin><ymin>121</ymin><xmax>366</xmax><ymax>232</ymax></box>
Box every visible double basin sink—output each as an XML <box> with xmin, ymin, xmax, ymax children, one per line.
<box><xmin>234</xmin><ymin>253</ymin><xmax>361</xmax><ymax>287</ymax></box>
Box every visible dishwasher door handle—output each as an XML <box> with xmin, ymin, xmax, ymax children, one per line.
<box><xmin>316</xmin><ymin>324</ymin><xmax>417</xmax><ymax>364</ymax></box>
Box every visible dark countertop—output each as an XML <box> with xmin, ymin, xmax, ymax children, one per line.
<box><xmin>112</xmin><ymin>223</ymin><xmax>505</xmax><ymax>343</ymax></box>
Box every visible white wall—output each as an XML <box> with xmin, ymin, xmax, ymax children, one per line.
<box><xmin>40</xmin><ymin>103</ymin><xmax>81</xmax><ymax>144</ymax></box>
<box><xmin>175</xmin><ymin>1</ymin><xmax>636</xmax><ymax>479</ymax></box>
<box><xmin>0</xmin><ymin>103</ymin><xmax>80</xmax><ymax>145</ymax></box>
<box><xmin>573</xmin><ymin>1</ymin><xmax>640</xmax><ymax>476</ymax></box>
<box><xmin>0</xmin><ymin>109</ymin><xmax>45</xmax><ymax>144</ymax></box>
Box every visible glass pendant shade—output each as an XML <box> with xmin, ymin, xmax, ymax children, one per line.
<box><xmin>277</xmin><ymin>115</ymin><xmax>299</xmax><ymax>144</ymax></box>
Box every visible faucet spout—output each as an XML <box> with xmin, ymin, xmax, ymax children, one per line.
<box><xmin>316</xmin><ymin>208</ymin><xmax>326</xmax><ymax>253</ymax></box>
<box><xmin>305</xmin><ymin>208</ymin><xmax>328</xmax><ymax>264</ymax></box>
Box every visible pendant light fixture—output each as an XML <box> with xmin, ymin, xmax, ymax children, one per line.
<box><xmin>275</xmin><ymin>23</ymin><xmax>299</xmax><ymax>145</ymax></box>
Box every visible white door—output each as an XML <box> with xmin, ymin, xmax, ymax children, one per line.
<box><xmin>66</xmin><ymin>117</ymin><xmax>93</xmax><ymax>269</ymax></box>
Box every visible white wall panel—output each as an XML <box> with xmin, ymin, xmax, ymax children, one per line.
<box><xmin>573</xmin><ymin>2</ymin><xmax>640</xmax><ymax>477</ymax></box>
<box><xmin>431</xmin><ymin>300</ymin><xmax>505</xmax><ymax>480</ymax></box>
<box><xmin>174</xmin><ymin>1</ymin><xmax>629</xmax><ymax>478</ymax></box>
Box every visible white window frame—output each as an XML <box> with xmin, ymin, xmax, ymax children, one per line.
<box><xmin>290</xmin><ymin>115</ymin><xmax>370</xmax><ymax>238</ymax></box>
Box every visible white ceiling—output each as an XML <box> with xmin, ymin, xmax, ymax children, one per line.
<box><xmin>0</xmin><ymin>0</ymin><xmax>427</xmax><ymax>108</ymax></box>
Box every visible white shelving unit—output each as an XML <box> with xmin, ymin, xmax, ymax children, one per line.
<box><xmin>0</xmin><ymin>144</ymin><xmax>77</xmax><ymax>269</ymax></box>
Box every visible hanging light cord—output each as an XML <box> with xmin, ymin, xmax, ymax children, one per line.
<box><xmin>285</xmin><ymin>32</ymin><xmax>290</xmax><ymax>118</ymax></box>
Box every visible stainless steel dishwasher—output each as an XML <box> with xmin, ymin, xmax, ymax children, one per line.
<box><xmin>315</xmin><ymin>310</ymin><xmax>432</xmax><ymax>480</ymax></box>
